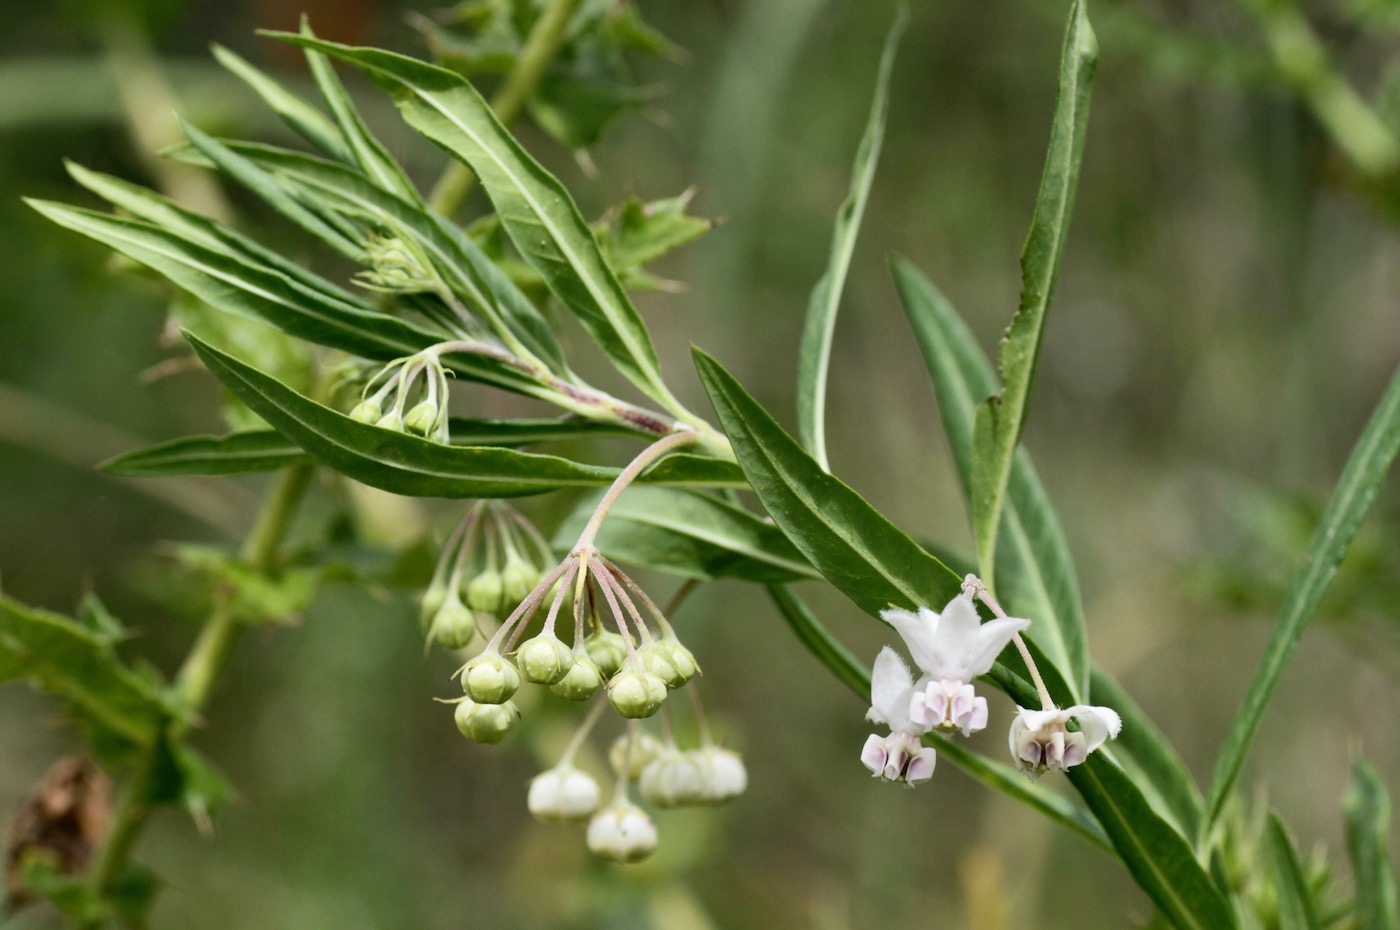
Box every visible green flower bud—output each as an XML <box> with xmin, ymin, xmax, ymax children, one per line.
<box><xmin>550</xmin><ymin>654</ymin><xmax>603</xmax><ymax>701</ymax></box>
<box><xmin>419</xmin><ymin>585</ymin><xmax>448</xmax><ymax>627</ymax></box>
<box><xmin>500</xmin><ymin>556</ymin><xmax>538</xmax><ymax>605</ymax></box>
<box><xmin>454</xmin><ymin>699</ymin><xmax>519</xmax><ymax>744</ymax></box>
<box><xmin>635</xmin><ymin>642</ymin><xmax>682</xmax><ymax>688</ymax></box>
<box><xmin>464</xmin><ymin>570</ymin><xmax>504</xmax><ymax>614</ymax></box>
<box><xmin>349</xmin><ymin>399</ymin><xmax>382</xmax><ymax>424</ymax></box>
<box><xmin>608</xmin><ymin>731</ymin><xmax>665</xmax><ymax>779</ymax></box>
<box><xmin>460</xmin><ymin>652</ymin><xmax>521</xmax><ymax>704</ymax></box>
<box><xmin>585</xmin><ymin>630</ymin><xmax>628</xmax><ymax>679</ymax></box>
<box><xmin>428</xmin><ymin>597</ymin><xmax>477</xmax><ymax>650</ymax></box>
<box><xmin>515</xmin><ymin>633</ymin><xmax>573</xmax><ymax>685</ymax></box>
<box><xmin>607</xmin><ymin>665</ymin><xmax>667</xmax><ymax>719</ymax></box>
<box><xmin>374</xmin><ymin>411</ymin><xmax>404</xmax><ymax>432</ymax></box>
<box><xmin>403</xmin><ymin>399</ymin><xmax>439</xmax><ymax>437</ymax></box>
<box><xmin>656</xmin><ymin>638</ymin><xmax>700</xmax><ymax>683</ymax></box>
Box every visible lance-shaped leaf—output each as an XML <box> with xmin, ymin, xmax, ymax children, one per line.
<box><xmin>969</xmin><ymin>0</ymin><xmax>1096</xmax><ymax>587</ymax></box>
<box><xmin>102</xmin><ymin>418</ymin><xmax>648</xmax><ymax>477</ymax></box>
<box><xmin>188</xmin><ymin>332</ymin><xmax>743</xmax><ymax>496</ymax></box>
<box><xmin>269</xmin><ymin>33</ymin><xmax>687</xmax><ymax>416</ymax></box>
<box><xmin>1067</xmin><ymin>756</ymin><xmax>1238</xmax><ymax>930</ymax></box>
<box><xmin>1267</xmin><ymin>815</ymin><xmax>1322</xmax><ymax>930</ymax></box>
<box><xmin>694</xmin><ymin>347</ymin><xmax>961</xmax><ymax>616</ymax></box>
<box><xmin>212</xmin><ymin>42</ymin><xmax>352</xmax><ymax>162</ymax></box>
<box><xmin>0</xmin><ymin>596</ymin><xmax>168</xmax><ymax>753</ymax></box>
<box><xmin>766</xmin><ymin>586</ymin><xmax>1111</xmax><ymax>853</ymax></box>
<box><xmin>1205</xmin><ymin>362</ymin><xmax>1400</xmax><ymax>831</ymax></box>
<box><xmin>1345</xmin><ymin>757</ymin><xmax>1400</xmax><ymax>930</ymax></box>
<box><xmin>554</xmin><ymin>487</ymin><xmax>819</xmax><ymax>583</ymax></box>
<box><xmin>795</xmin><ymin>9</ymin><xmax>903</xmax><ymax>471</ymax></box>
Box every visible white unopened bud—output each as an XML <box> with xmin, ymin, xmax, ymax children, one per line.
<box><xmin>460</xmin><ymin>651</ymin><xmax>521</xmax><ymax>704</ymax></box>
<box><xmin>454</xmin><ymin>699</ymin><xmax>519</xmax><ymax>744</ymax></box>
<box><xmin>515</xmin><ymin>633</ymin><xmax>573</xmax><ymax>685</ymax></box>
<box><xmin>694</xmin><ymin>747</ymin><xmax>747</xmax><ymax>803</ymax></box>
<box><xmin>608</xmin><ymin>732</ymin><xmax>664</xmax><ymax>779</ymax></box>
<box><xmin>586</xmin><ymin>802</ymin><xmax>658</xmax><ymax>863</ymax></box>
<box><xmin>527</xmin><ymin>765</ymin><xmax>602</xmax><ymax>823</ymax></box>
<box><xmin>639</xmin><ymin>750</ymin><xmax>705</xmax><ymax>808</ymax></box>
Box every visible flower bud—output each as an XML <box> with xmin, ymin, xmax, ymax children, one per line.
<box><xmin>460</xmin><ymin>651</ymin><xmax>521</xmax><ymax>704</ymax></box>
<box><xmin>349</xmin><ymin>399</ymin><xmax>382</xmax><ymax>424</ymax></box>
<box><xmin>585</xmin><ymin>630</ymin><xmax>628</xmax><ymax>679</ymax></box>
<box><xmin>419</xmin><ymin>584</ymin><xmax>448</xmax><ymax>627</ymax></box>
<box><xmin>607</xmin><ymin>665</ymin><xmax>667</xmax><ymax>719</ymax></box>
<box><xmin>586</xmin><ymin>802</ymin><xmax>657</xmax><ymax>863</ymax></box>
<box><xmin>454</xmin><ymin>699</ymin><xmax>519</xmax><ymax>744</ymax></box>
<box><xmin>464</xmin><ymin>570</ymin><xmax>504</xmax><ymax>614</ymax></box>
<box><xmin>634</xmin><ymin>643</ymin><xmax>682</xmax><ymax>688</ymax></box>
<box><xmin>374</xmin><ymin>411</ymin><xmax>404</xmax><ymax>432</ymax></box>
<box><xmin>550</xmin><ymin>654</ymin><xmax>603</xmax><ymax>701</ymax></box>
<box><xmin>403</xmin><ymin>399</ymin><xmax>439</xmax><ymax>437</ymax></box>
<box><xmin>639</xmin><ymin>750</ymin><xmax>705</xmax><ymax>808</ymax></box>
<box><xmin>694</xmin><ymin>747</ymin><xmax>747</xmax><ymax>803</ymax></box>
<box><xmin>656</xmin><ymin>638</ymin><xmax>699</xmax><ymax>683</ymax></box>
<box><xmin>609</xmin><ymin>732</ymin><xmax>664</xmax><ymax>779</ymax></box>
<box><xmin>500</xmin><ymin>556</ymin><xmax>538</xmax><ymax>605</ymax></box>
<box><xmin>527</xmin><ymin>765</ymin><xmax>602</xmax><ymax>823</ymax></box>
<box><xmin>428</xmin><ymin>596</ymin><xmax>478</xmax><ymax>650</ymax></box>
<box><xmin>515</xmin><ymin>633</ymin><xmax>573</xmax><ymax>685</ymax></box>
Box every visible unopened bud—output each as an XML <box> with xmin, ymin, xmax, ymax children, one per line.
<box><xmin>656</xmin><ymin>638</ymin><xmax>699</xmax><ymax>683</ymax></box>
<box><xmin>428</xmin><ymin>596</ymin><xmax>478</xmax><ymax>650</ymax></box>
<box><xmin>464</xmin><ymin>570</ymin><xmax>504</xmax><ymax>614</ymax></box>
<box><xmin>374</xmin><ymin>411</ymin><xmax>404</xmax><ymax>432</ymax></box>
<box><xmin>515</xmin><ymin>633</ymin><xmax>573</xmax><ymax>685</ymax></box>
<box><xmin>454</xmin><ymin>699</ymin><xmax>519</xmax><ymax>744</ymax></box>
<box><xmin>585</xmin><ymin>630</ymin><xmax>628</xmax><ymax>679</ymax></box>
<box><xmin>607</xmin><ymin>665</ymin><xmax>667</xmax><ymax>719</ymax></box>
<box><xmin>550</xmin><ymin>654</ymin><xmax>603</xmax><ymax>701</ymax></box>
<box><xmin>609</xmin><ymin>731</ymin><xmax>664</xmax><ymax>779</ymax></box>
<box><xmin>500</xmin><ymin>556</ymin><xmax>537</xmax><ymax>605</ymax></box>
<box><xmin>403</xmin><ymin>399</ymin><xmax>439</xmax><ymax>437</ymax></box>
<box><xmin>586</xmin><ymin>802</ymin><xmax>657</xmax><ymax>863</ymax></box>
<box><xmin>527</xmin><ymin>765</ymin><xmax>602</xmax><ymax>823</ymax></box>
<box><xmin>639</xmin><ymin>750</ymin><xmax>706</xmax><ymax>808</ymax></box>
<box><xmin>635</xmin><ymin>643</ymin><xmax>682</xmax><ymax>688</ymax></box>
<box><xmin>461</xmin><ymin>651</ymin><xmax>521</xmax><ymax>704</ymax></box>
<box><xmin>419</xmin><ymin>584</ymin><xmax>448</xmax><ymax>627</ymax></box>
<box><xmin>349</xmin><ymin>399</ymin><xmax>382</xmax><ymax>424</ymax></box>
<box><xmin>694</xmin><ymin>747</ymin><xmax>747</xmax><ymax>803</ymax></box>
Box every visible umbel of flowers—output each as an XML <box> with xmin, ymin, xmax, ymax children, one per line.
<box><xmin>862</xmin><ymin>575</ymin><xmax>1121</xmax><ymax>784</ymax></box>
<box><xmin>425</xmin><ymin>432</ymin><xmax>745</xmax><ymax>864</ymax></box>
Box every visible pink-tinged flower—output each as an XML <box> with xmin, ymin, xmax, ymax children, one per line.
<box><xmin>1008</xmin><ymin>705</ymin><xmax>1122</xmax><ymax>777</ymax></box>
<box><xmin>881</xmin><ymin>593</ymin><xmax>1028</xmax><ymax>736</ymax></box>
<box><xmin>860</xmin><ymin>647</ymin><xmax>937</xmax><ymax>785</ymax></box>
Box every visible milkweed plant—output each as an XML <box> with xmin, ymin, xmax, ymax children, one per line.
<box><xmin>3</xmin><ymin>1</ymin><xmax>1398</xmax><ymax>927</ymax></box>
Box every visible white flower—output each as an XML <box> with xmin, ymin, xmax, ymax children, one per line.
<box><xmin>880</xmin><ymin>593</ymin><xmax>1028</xmax><ymax>736</ymax></box>
<box><xmin>860</xmin><ymin>647</ymin><xmax>937</xmax><ymax>785</ymax></box>
<box><xmin>527</xmin><ymin>765</ymin><xmax>602</xmax><ymax>822</ymax></box>
<box><xmin>1008</xmin><ymin>705</ymin><xmax>1122</xmax><ymax>777</ymax></box>
<box><xmin>586</xmin><ymin>802</ymin><xmax>658</xmax><ymax>863</ymax></box>
<box><xmin>639</xmin><ymin>750</ymin><xmax>706</xmax><ymax>808</ymax></box>
<box><xmin>693</xmin><ymin>747</ymin><xmax>747</xmax><ymax>803</ymax></box>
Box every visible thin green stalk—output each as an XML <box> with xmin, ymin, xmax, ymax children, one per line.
<box><xmin>83</xmin><ymin>464</ymin><xmax>314</xmax><ymax>915</ymax></box>
<box><xmin>427</xmin><ymin>0</ymin><xmax>584</xmax><ymax>216</ymax></box>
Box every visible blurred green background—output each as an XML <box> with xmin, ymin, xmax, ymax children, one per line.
<box><xmin>1</xmin><ymin>0</ymin><xmax>1398</xmax><ymax>927</ymax></box>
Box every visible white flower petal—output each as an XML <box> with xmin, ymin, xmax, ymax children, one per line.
<box><xmin>861</xmin><ymin>734</ymin><xmax>888</xmax><ymax>777</ymax></box>
<box><xmin>1067</xmin><ymin>704</ymin><xmax>1123</xmax><ymax>752</ymax></box>
<box><xmin>870</xmin><ymin>647</ymin><xmax>914</xmax><ymax>725</ymax></box>
<box><xmin>929</xmin><ymin>594</ymin><xmax>982</xmax><ymax>677</ymax></box>
<box><xmin>880</xmin><ymin>607</ymin><xmax>942</xmax><ymax>674</ymax></box>
<box><xmin>962</xmin><ymin>615</ymin><xmax>1032</xmax><ymax>679</ymax></box>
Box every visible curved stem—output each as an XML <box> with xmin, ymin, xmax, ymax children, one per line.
<box><xmin>970</xmin><ymin>579</ymin><xmax>1054</xmax><ymax>712</ymax></box>
<box><xmin>573</xmin><ymin>431</ymin><xmax>704</xmax><ymax>551</ymax></box>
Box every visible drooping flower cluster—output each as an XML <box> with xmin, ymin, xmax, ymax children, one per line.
<box><xmin>861</xmin><ymin>577</ymin><xmax>1120</xmax><ymax>784</ymax></box>
<box><xmin>349</xmin><ymin>349</ymin><xmax>453</xmax><ymax>442</ymax></box>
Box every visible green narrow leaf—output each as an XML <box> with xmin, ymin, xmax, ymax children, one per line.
<box><xmin>969</xmin><ymin>0</ymin><xmax>1097</xmax><ymax>587</ymax></box>
<box><xmin>1267</xmin><ymin>814</ymin><xmax>1322</xmax><ymax>930</ymax></box>
<box><xmin>0</xmin><ymin>596</ymin><xmax>167</xmax><ymax>752</ymax></box>
<box><xmin>102</xmin><ymin>431</ymin><xmax>309</xmax><ymax>475</ymax></box>
<box><xmin>212</xmin><ymin>43</ymin><xmax>353</xmax><ymax>162</ymax></box>
<box><xmin>765</xmin><ymin>585</ymin><xmax>1111</xmax><ymax>853</ymax></box>
<box><xmin>1067</xmin><ymin>756</ymin><xmax>1239</xmax><ymax>930</ymax></box>
<box><xmin>180</xmin><ymin>119</ymin><xmax>365</xmax><ymax>258</ymax></box>
<box><xmin>300</xmin><ymin>18</ymin><xmax>422</xmax><ymax>204</ymax></box>
<box><xmin>694</xmin><ymin>347</ymin><xmax>961</xmax><ymax>616</ymax></box>
<box><xmin>554</xmin><ymin>487</ymin><xmax>819</xmax><ymax>583</ymax></box>
<box><xmin>1205</xmin><ymin>363</ymin><xmax>1400</xmax><ymax>831</ymax></box>
<box><xmin>186</xmin><ymin>332</ymin><xmax>744</xmax><ymax>497</ymax></box>
<box><xmin>1345</xmin><ymin>757</ymin><xmax>1400</xmax><ymax>930</ymax></box>
<box><xmin>268</xmin><ymin>33</ymin><xmax>686</xmax><ymax>416</ymax></box>
<box><xmin>795</xmin><ymin>8</ymin><xmax>904</xmax><ymax>470</ymax></box>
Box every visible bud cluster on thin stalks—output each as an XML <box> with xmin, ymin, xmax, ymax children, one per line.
<box><xmin>348</xmin><ymin>347</ymin><xmax>454</xmax><ymax>441</ymax></box>
<box><xmin>861</xmin><ymin>573</ymin><xmax>1122</xmax><ymax>786</ymax></box>
<box><xmin>419</xmin><ymin>501</ymin><xmax>554</xmax><ymax>653</ymax></box>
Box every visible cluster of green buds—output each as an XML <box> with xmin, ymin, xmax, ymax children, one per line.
<box><xmin>348</xmin><ymin>348</ymin><xmax>452</xmax><ymax>442</ymax></box>
<box><xmin>419</xmin><ymin>502</ymin><xmax>553</xmax><ymax>652</ymax></box>
<box><xmin>355</xmin><ymin>234</ymin><xmax>438</xmax><ymax>294</ymax></box>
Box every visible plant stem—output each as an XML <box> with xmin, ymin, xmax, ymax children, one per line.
<box><xmin>83</xmin><ymin>464</ymin><xmax>314</xmax><ymax>913</ymax></box>
<box><xmin>573</xmin><ymin>431</ymin><xmax>704</xmax><ymax>551</ymax></box>
<box><xmin>427</xmin><ymin>0</ymin><xmax>584</xmax><ymax>216</ymax></box>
